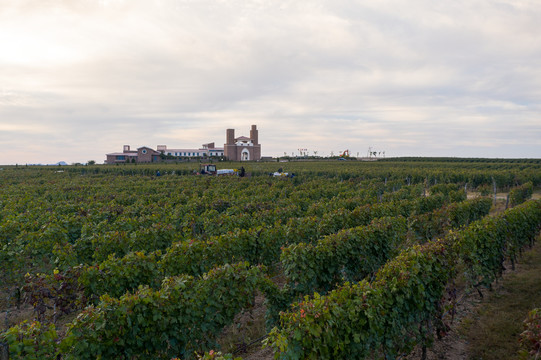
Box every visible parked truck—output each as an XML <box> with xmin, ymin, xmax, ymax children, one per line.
<box><xmin>200</xmin><ymin>164</ymin><xmax>242</xmax><ymax>176</ymax></box>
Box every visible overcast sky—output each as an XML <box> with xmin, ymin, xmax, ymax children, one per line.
<box><xmin>1</xmin><ymin>0</ymin><xmax>540</xmax><ymax>164</ymax></box>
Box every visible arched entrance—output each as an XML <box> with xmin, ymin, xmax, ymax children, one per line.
<box><xmin>241</xmin><ymin>148</ymin><xmax>250</xmax><ymax>161</ymax></box>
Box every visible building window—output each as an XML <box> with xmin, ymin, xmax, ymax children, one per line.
<box><xmin>142</xmin><ymin>149</ymin><xmax>147</xmax><ymax>154</ymax></box>
<box><xmin>117</xmin><ymin>156</ymin><xmax>125</xmax><ymax>160</ymax></box>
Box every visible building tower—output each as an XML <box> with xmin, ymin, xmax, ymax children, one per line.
<box><xmin>250</xmin><ymin>125</ymin><xmax>258</xmax><ymax>145</ymax></box>
<box><xmin>226</xmin><ymin>129</ymin><xmax>235</xmax><ymax>145</ymax></box>
<box><xmin>224</xmin><ymin>129</ymin><xmax>236</xmax><ymax>160</ymax></box>
<box><xmin>249</xmin><ymin>125</ymin><xmax>261</xmax><ymax>160</ymax></box>
<box><xmin>223</xmin><ymin>125</ymin><xmax>261</xmax><ymax>161</ymax></box>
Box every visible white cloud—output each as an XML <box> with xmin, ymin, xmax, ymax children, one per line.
<box><xmin>0</xmin><ymin>0</ymin><xmax>540</xmax><ymax>164</ymax></box>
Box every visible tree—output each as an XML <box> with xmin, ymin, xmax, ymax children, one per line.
<box><xmin>87</xmin><ymin>160</ymin><xmax>96</xmax><ymax>166</ymax></box>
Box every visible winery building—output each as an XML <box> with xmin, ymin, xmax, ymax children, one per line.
<box><xmin>105</xmin><ymin>146</ymin><xmax>162</xmax><ymax>164</ymax></box>
<box><xmin>105</xmin><ymin>125</ymin><xmax>261</xmax><ymax>163</ymax></box>
<box><xmin>105</xmin><ymin>143</ymin><xmax>224</xmax><ymax>164</ymax></box>
<box><xmin>224</xmin><ymin>125</ymin><xmax>261</xmax><ymax>161</ymax></box>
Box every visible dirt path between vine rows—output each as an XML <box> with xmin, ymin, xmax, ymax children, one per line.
<box><xmin>415</xmin><ymin>237</ymin><xmax>541</xmax><ymax>360</ymax></box>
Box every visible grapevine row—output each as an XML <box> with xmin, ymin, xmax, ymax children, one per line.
<box><xmin>52</xmin><ymin>191</ymin><xmax>461</xmax><ymax>305</ymax></box>
<box><xmin>266</xmin><ymin>200</ymin><xmax>541</xmax><ymax>359</ymax></box>
<box><xmin>280</xmin><ymin>197</ymin><xmax>492</xmax><ymax>295</ymax></box>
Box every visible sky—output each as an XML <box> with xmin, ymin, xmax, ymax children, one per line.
<box><xmin>1</xmin><ymin>0</ymin><xmax>540</xmax><ymax>164</ymax></box>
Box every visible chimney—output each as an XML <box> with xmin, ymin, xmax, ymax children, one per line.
<box><xmin>123</xmin><ymin>145</ymin><xmax>130</xmax><ymax>152</ymax></box>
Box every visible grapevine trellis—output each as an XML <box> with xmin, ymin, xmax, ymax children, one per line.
<box><xmin>0</xmin><ymin>160</ymin><xmax>539</xmax><ymax>359</ymax></box>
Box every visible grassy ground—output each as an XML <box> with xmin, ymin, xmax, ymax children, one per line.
<box><xmin>460</xmin><ymin>236</ymin><xmax>541</xmax><ymax>360</ymax></box>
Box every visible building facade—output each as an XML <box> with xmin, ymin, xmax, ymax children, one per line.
<box><xmin>157</xmin><ymin>143</ymin><xmax>224</xmax><ymax>158</ymax></box>
<box><xmin>106</xmin><ymin>145</ymin><xmax>162</xmax><ymax>164</ymax></box>
<box><xmin>105</xmin><ymin>126</ymin><xmax>261</xmax><ymax>164</ymax></box>
<box><xmin>105</xmin><ymin>143</ymin><xmax>224</xmax><ymax>164</ymax></box>
<box><xmin>224</xmin><ymin>125</ymin><xmax>261</xmax><ymax>161</ymax></box>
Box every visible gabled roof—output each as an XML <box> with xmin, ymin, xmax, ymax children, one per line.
<box><xmin>235</xmin><ymin>136</ymin><xmax>251</xmax><ymax>141</ymax></box>
<box><xmin>137</xmin><ymin>146</ymin><xmax>161</xmax><ymax>154</ymax></box>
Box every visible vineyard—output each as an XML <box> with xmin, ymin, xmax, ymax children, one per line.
<box><xmin>0</xmin><ymin>159</ymin><xmax>540</xmax><ymax>359</ymax></box>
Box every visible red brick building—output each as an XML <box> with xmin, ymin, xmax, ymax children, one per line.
<box><xmin>224</xmin><ymin>125</ymin><xmax>261</xmax><ymax>161</ymax></box>
<box><xmin>105</xmin><ymin>145</ymin><xmax>161</xmax><ymax>164</ymax></box>
<box><xmin>105</xmin><ymin>126</ymin><xmax>261</xmax><ymax>164</ymax></box>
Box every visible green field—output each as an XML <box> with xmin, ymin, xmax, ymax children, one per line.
<box><xmin>0</xmin><ymin>159</ymin><xmax>540</xmax><ymax>359</ymax></box>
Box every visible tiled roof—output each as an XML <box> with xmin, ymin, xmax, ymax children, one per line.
<box><xmin>106</xmin><ymin>152</ymin><xmax>138</xmax><ymax>156</ymax></box>
<box><xmin>163</xmin><ymin>148</ymin><xmax>224</xmax><ymax>152</ymax></box>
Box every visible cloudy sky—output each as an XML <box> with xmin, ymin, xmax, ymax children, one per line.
<box><xmin>1</xmin><ymin>0</ymin><xmax>540</xmax><ymax>164</ymax></box>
